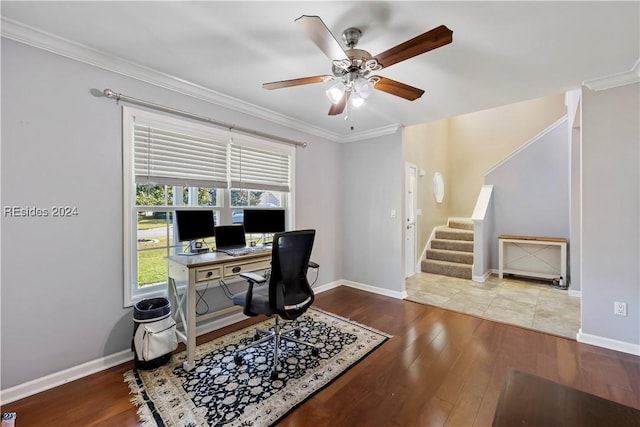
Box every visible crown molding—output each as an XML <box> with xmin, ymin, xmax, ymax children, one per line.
<box><xmin>1</xmin><ymin>18</ymin><xmax>396</xmax><ymax>143</ymax></box>
<box><xmin>339</xmin><ymin>124</ymin><xmax>402</xmax><ymax>143</ymax></box>
<box><xmin>583</xmin><ymin>58</ymin><xmax>640</xmax><ymax>91</ymax></box>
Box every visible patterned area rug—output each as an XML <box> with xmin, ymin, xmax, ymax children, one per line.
<box><xmin>125</xmin><ymin>308</ymin><xmax>390</xmax><ymax>426</ymax></box>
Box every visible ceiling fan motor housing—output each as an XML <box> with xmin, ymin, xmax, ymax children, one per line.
<box><xmin>342</xmin><ymin>27</ymin><xmax>362</xmax><ymax>48</ymax></box>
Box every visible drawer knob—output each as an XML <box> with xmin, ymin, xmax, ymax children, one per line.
<box><xmin>232</xmin><ymin>266</ymin><xmax>241</xmax><ymax>274</ymax></box>
<box><xmin>207</xmin><ymin>271</ymin><xmax>213</xmax><ymax>277</ymax></box>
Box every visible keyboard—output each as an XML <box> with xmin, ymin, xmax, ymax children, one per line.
<box><xmin>220</xmin><ymin>248</ymin><xmax>251</xmax><ymax>256</ymax></box>
<box><xmin>219</xmin><ymin>246</ymin><xmax>271</xmax><ymax>257</ymax></box>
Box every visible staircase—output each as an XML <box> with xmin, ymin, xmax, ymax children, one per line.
<box><xmin>422</xmin><ymin>218</ymin><xmax>474</xmax><ymax>279</ymax></box>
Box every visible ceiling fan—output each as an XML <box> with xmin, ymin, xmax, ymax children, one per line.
<box><xmin>263</xmin><ymin>15</ymin><xmax>453</xmax><ymax>116</ymax></box>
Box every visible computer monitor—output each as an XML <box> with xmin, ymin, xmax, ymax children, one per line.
<box><xmin>175</xmin><ymin>210</ymin><xmax>216</xmax><ymax>242</ymax></box>
<box><xmin>242</xmin><ymin>209</ymin><xmax>285</xmax><ymax>234</ymax></box>
<box><xmin>214</xmin><ymin>225</ymin><xmax>247</xmax><ymax>249</ymax></box>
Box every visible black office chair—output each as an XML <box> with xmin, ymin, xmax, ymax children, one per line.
<box><xmin>232</xmin><ymin>229</ymin><xmax>320</xmax><ymax>380</ymax></box>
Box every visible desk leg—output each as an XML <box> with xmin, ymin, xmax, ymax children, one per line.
<box><xmin>498</xmin><ymin>240</ymin><xmax>504</xmax><ymax>279</ymax></box>
<box><xmin>560</xmin><ymin>242</ymin><xmax>567</xmax><ymax>285</ymax></box>
<box><xmin>183</xmin><ymin>278</ymin><xmax>196</xmax><ymax>372</ymax></box>
<box><xmin>168</xmin><ymin>277</ymin><xmax>195</xmax><ymax>372</ymax></box>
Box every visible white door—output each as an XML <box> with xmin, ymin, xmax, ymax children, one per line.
<box><xmin>405</xmin><ymin>163</ymin><xmax>418</xmax><ymax>277</ymax></box>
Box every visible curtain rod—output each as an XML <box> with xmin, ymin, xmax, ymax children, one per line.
<box><xmin>101</xmin><ymin>89</ymin><xmax>307</xmax><ymax>148</ymax></box>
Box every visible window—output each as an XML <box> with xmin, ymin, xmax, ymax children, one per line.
<box><xmin>123</xmin><ymin>107</ymin><xmax>294</xmax><ymax>306</ymax></box>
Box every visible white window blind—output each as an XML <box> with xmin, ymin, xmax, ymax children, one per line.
<box><xmin>230</xmin><ymin>144</ymin><xmax>290</xmax><ymax>192</ymax></box>
<box><xmin>134</xmin><ymin>122</ymin><xmax>228</xmax><ymax>188</ymax></box>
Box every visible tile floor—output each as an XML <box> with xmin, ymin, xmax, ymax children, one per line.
<box><xmin>405</xmin><ymin>272</ymin><xmax>581</xmax><ymax>339</ymax></box>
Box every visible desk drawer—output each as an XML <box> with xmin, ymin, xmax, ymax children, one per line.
<box><xmin>223</xmin><ymin>257</ymin><xmax>271</xmax><ymax>277</ymax></box>
<box><xmin>195</xmin><ymin>266</ymin><xmax>222</xmax><ymax>282</ymax></box>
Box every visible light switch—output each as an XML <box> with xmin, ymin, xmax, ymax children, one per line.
<box><xmin>390</xmin><ymin>209</ymin><xmax>397</xmax><ymax>218</ymax></box>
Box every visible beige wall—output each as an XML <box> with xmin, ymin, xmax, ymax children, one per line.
<box><xmin>448</xmin><ymin>93</ymin><xmax>567</xmax><ymax>216</ymax></box>
<box><xmin>404</xmin><ymin>92</ymin><xmax>567</xmax><ymax>252</ymax></box>
<box><xmin>403</xmin><ymin>119</ymin><xmax>450</xmax><ymax>252</ymax></box>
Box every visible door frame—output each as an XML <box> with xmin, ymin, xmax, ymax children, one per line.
<box><xmin>405</xmin><ymin>162</ymin><xmax>418</xmax><ymax>277</ymax></box>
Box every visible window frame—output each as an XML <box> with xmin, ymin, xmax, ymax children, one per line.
<box><xmin>122</xmin><ymin>106</ymin><xmax>295</xmax><ymax>307</ymax></box>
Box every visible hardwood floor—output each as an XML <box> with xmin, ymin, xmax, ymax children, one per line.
<box><xmin>2</xmin><ymin>286</ymin><xmax>639</xmax><ymax>426</ymax></box>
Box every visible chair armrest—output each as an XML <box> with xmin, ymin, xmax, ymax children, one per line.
<box><xmin>308</xmin><ymin>261</ymin><xmax>320</xmax><ymax>269</ymax></box>
<box><xmin>240</xmin><ymin>272</ymin><xmax>267</xmax><ymax>284</ymax></box>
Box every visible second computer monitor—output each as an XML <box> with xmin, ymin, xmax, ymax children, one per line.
<box><xmin>242</xmin><ymin>209</ymin><xmax>285</xmax><ymax>234</ymax></box>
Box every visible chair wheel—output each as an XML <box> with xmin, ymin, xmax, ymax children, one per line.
<box><xmin>311</xmin><ymin>348</ymin><xmax>319</xmax><ymax>357</ymax></box>
<box><xmin>270</xmin><ymin>370</ymin><xmax>279</xmax><ymax>380</ymax></box>
<box><xmin>294</xmin><ymin>329</ymin><xmax>301</xmax><ymax>338</ymax></box>
<box><xmin>234</xmin><ymin>354</ymin><xmax>243</xmax><ymax>365</ymax></box>
<box><xmin>254</xmin><ymin>333</ymin><xmax>261</xmax><ymax>340</ymax></box>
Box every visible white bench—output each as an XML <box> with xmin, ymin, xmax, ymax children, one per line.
<box><xmin>498</xmin><ymin>235</ymin><xmax>567</xmax><ymax>281</ymax></box>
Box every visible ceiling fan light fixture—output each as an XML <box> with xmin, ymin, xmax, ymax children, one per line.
<box><xmin>354</xmin><ymin>77</ymin><xmax>373</xmax><ymax>99</ymax></box>
<box><xmin>351</xmin><ymin>92</ymin><xmax>365</xmax><ymax>108</ymax></box>
<box><xmin>326</xmin><ymin>81</ymin><xmax>346</xmax><ymax>104</ymax></box>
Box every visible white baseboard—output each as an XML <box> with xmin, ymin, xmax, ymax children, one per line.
<box><xmin>1</xmin><ymin>348</ymin><xmax>134</xmax><ymax>405</ymax></box>
<box><xmin>472</xmin><ymin>270</ymin><xmax>492</xmax><ymax>283</ymax></box>
<box><xmin>576</xmin><ymin>329</ymin><xmax>640</xmax><ymax>356</ymax></box>
<box><xmin>341</xmin><ymin>280</ymin><xmax>407</xmax><ymax>300</ymax></box>
<box><xmin>0</xmin><ymin>279</ymin><xmax>374</xmax><ymax>404</ymax></box>
<box><xmin>8</xmin><ymin>282</ymin><xmax>631</xmax><ymax>405</ymax></box>
<box><xmin>194</xmin><ymin>310</ymin><xmax>247</xmax><ymax>336</ymax></box>
<box><xmin>568</xmin><ymin>289</ymin><xmax>581</xmax><ymax>298</ymax></box>
<box><xmin>312</xmin><ymin>280</ymin><xmax>342</xmax><ymax>294</ymax></box>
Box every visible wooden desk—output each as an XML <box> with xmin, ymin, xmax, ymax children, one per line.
<box><xmin>493</xmin><ymin>369</ymin><xmax>640</xmax><ymax>427</ymax></box>
<box><xmin>166</xmin><ymin>250</ymin><xmax>271</xmax><ymax>371</ymax></box>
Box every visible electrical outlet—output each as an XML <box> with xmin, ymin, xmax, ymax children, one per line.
<box><xmin>614</xmin><ymin>302</ymin><xmax>627</xmax><ymax>316</ymax></box>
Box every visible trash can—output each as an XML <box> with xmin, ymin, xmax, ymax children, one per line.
<box><xmin>132</xmin><ymin>297</ymin><xmax>178</xmax><ymax>370</ymax></box>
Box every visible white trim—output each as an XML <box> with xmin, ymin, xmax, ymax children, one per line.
<box><xmin>483</xmin><ymin>116</ymin><xmax>568</xmax><ymax>176</ymax></box>
<box><xmin>8</xmin><ymin>277</ymin><xmax>588</xmax><ymax>404</ymax></box>
<box><xmin>583</xmin><ymin>58</ymin><xmax>640</xmax><ymax>91</ymax></box>
<box><xmin>0</xmin><ymin>279</ymin><xmax>377</xmax><ymax>403</ymax></box>
<box><xmin>0</xmin><ymin>349</ymin><xmax>133</xmax><ymax>405</ymax></box>
<box><xmin>194</xmin><ymin>311</ymin><xmax>246</xmax><ymax>337</ymax></box>
<box><xmin>0</xmin><ymin>18</ymin><xmax>396</xmax><ymax>144</ymax></box>
<box><xmin>472</xmin><ymin>270</ymin><xmax>492</xmax><ymax>283</ymax></box>
<box><xmin>419</xmin><ymin>226</ymin><xmax>438</xmax><ymax>270</ymax></box>
<box><xmin>471</xmin><ymin>185</ymin><xmax>494</xmax><ymax>221</ymax></box>
<box><xmin>339</xmin><ymin>124</ymin><xmax>402</xmax><ymax>143</ymax></box>
<box><xmin>312</xmin><ymin>280</ymin><xmax>343</xmax><ymax>294</ymax></box>
<box><xmin>576</xmin><ymin>329</ymin><xmax>640</xmax><ymax>356</ymax></box>
<box><xmin>568</xmin><ymin>289</ymin><xmax>581</xmax><ymax>298</ymax></box>
<box><xmin>194</xmin><ymin>280</ymin><xmax>343</xmax><ymax>336</ymax></box>
<box><xmin>341</xmin><ymin>280</ymin><xmax>407</xmax><ymax>300</ymax></box>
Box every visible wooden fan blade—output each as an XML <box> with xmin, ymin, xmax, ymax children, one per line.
<box><xmin>263</xmin><ymin>75</ymin><xmax>333</xmax><ymax>90</ymax></box>
<box><xmin>328</xmin><ymin>91</ymin><xmax>348</xmax><ymax>115</ymax></box>
<box><xmin>372</xmin><ymin>76</ymin><xmax>425</xmax><ymax>101</ymax></box>
<box><xmin>373</xmin><ymin>25</ymin><xmax>452</xmax><ymax>69</ymax></box>
<box><xmin>295</xmin><ymin>15</ymin><xmax>349</xmax><ymax>61</ymax></box>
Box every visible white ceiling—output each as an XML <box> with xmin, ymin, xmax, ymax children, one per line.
<box><xmin>2</xmin><ymin>1</ymin><xmax>638</xmax><ymax>141</ymax></box>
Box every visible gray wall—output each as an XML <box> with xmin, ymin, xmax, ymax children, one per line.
<box><xmin>580</xmin><ymin>83</ymin><xmax>639</xmax><ymax>346</ymax></box>
<box><xmin>342</xmin><ymin>133</ymin><xmax>405</xmax><ymax>294</ymax></box>
<box><xmin>0</xmin><ymin>39</ymin><xmax>344</xmax><ymax>389</ymax></box>
<box><xmin>484</xmin><ymin>119</ymin><xmax>571</xmax><ymax>273</ymax></box>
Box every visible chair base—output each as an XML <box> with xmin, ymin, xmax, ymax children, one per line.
<box><xmin>233</xmin><ymin>316</ymin><xmax>319</xmax><ymax>380</ymax></box>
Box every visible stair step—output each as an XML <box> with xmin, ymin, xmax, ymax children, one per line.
<box><xmin>427</xmin><ymin>248</ymin><xmax>473</xmax><ymax>265</ymax></box>
<box><xmin>421</xmin><ymin>259</ymin><xmax>472</xmax><ymax>279</ymax></box>
<box><xmin>435</xmin><ymin>226</ymin><xmax>474</xmax><ymax>242</ymax></box>
<box><xmin>431</xmin><ymin>238</ymin><xmax>474</xmax><ymax>253</ymax></box>
<box><xmin>448</xmin><ymin>218</ymin><xmax>474</xmax><ymax>231</ymax></box>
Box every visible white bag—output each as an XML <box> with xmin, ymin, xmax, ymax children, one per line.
<box><xmin>134</xmin><ymin>315</ymin><xmax>178</xmax><ymax>361</ymax></box>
